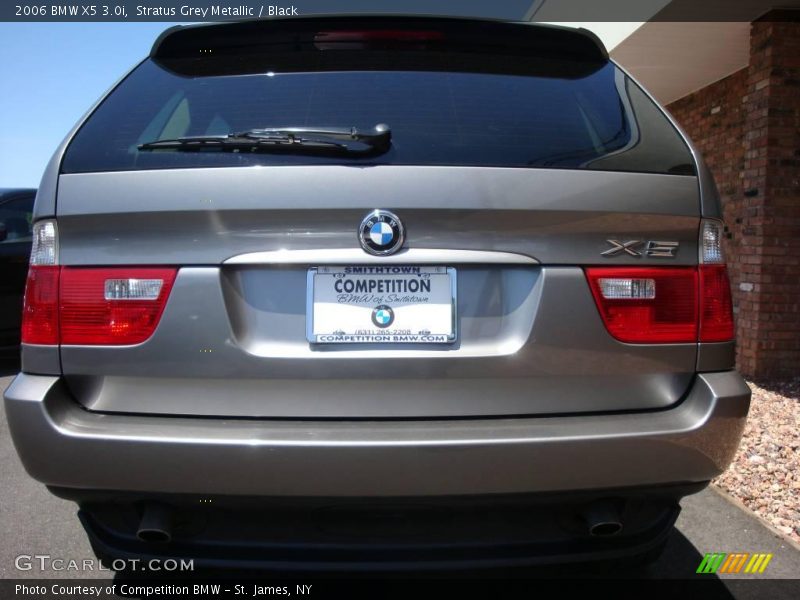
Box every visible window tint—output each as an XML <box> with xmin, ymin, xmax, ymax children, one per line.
<box><xmin>62</xmin><ymin>59</ymin><xmax>694</xmax><ymax>175</ymax></box>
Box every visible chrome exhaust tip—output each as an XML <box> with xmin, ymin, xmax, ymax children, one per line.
<box><xmin>584</xmin><ymin>501</ymin><xmax>624</xmax><ymax>537</ymax></box>
<box><xmin>137</xmin><ymin>502</ymin><xmax>173</xmax><ymax>543</ymax></box>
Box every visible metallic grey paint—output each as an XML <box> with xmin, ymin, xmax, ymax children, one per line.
<box><xmin>54</xmin><ymin>168</ymin><xmax>701</xmax><ymax>269</ymax></box>
<box><xmin>696</xmin><ymin>342</ymin><xmax>736</xmax><ymax>372</ymax></box>
<box><xmin>57</xmin><ymin>267</ymin><xmax>697</xmax><ymax>417</ymax></box>
<box><xmin>20</xmin><ymin>344</ymin><xmax>60</xmax><ymax>376</ymax></box>
<box><xmin>4</xmin><ymin>371</ymin><xmax>749</xmax><ymax>497</ymax></box>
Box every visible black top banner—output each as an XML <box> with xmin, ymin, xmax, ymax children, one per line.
<box><xmin>3</xmin><ymin>0</ymin><xmax>799</xmax><ymax>22</ymax></box>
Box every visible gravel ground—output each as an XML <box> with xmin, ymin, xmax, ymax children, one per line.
<box><xmin>713</xmin><ymin>378</ymin><xmax>800</xmax><ymax>544</ymax></box>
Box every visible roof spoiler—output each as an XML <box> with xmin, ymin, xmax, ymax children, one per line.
<box><xmin>150</xmin><ymin>15</ymin><xmax>608</xmax><ymax>65</ymax></box>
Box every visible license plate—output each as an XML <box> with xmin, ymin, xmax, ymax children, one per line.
<box><xmin>307</xmin><ymin>266</ymin><xmax>456</xmax><ymax>344</ymax></box>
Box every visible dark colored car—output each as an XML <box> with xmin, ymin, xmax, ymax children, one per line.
<box><xmin>0</xmin><ymin>188</ymin><xmax>35</xmax><ymax>352</ymax></box>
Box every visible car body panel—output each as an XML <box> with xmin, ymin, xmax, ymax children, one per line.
<box><xmin>59</xmin><ymin>267</ymin><xmax>698</xmax><ymax>417</ymax></box>
<box><xmin>55</xmin><ymin>166</ymin><xmax>700</xmax><ymax>265</ymax></box>
<box><xmin>4</xmin><ymin>371</ymin><xmax>750</xmax><ymax>496</ymax></box>
<box><xmin>52</xmin><ymin>166</ymin><xmax>704</xmax><ymax>417</ymax></box>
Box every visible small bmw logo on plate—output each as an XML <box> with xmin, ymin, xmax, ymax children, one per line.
<box><xmin>359</xmin><ymin>210</ymin><xmax>405</xmax><ymax>256</ymax></box>
<box><xmin>371</xmin><ymin>305</ymin><xmax>395</xmax><ymax>328</ymax></box>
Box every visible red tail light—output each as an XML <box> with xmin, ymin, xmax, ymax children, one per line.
<box><xmin>586</xmin><ymin>267</ymin><xmax>698</xmax><ymax>343</ymax></box>
<box><xmin>21</xmin><ymin>266</ymin><xmax>176</xmax><ymax>346</ymax></box>
<box><xmin>21</xmin><ymin>266</ymin><xmax>60</xmax><ymax>345</ymax></box>
<box><xmin>60</xmin><ymin>267</ymin><xmax>177</xmax><ymax>345</ymax></box>
<box><xmin>586</xmin><ymin>266</ymin><xmax>734</xmax><ymax>344</ymax></box>
<box><xmin>699</xmin><ymin>265</ymin><xmax>734</xmax><ymax>342</ymax></box>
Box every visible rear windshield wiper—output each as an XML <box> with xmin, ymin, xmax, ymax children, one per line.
<box><xmin>138</xmin><ymin>123</ymin><xmax>391</xmax><ymax>156</ymax></box>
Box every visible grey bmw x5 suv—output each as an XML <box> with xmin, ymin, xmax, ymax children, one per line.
<box><xmin>5</xmin><ymin>16</ymin><xmax>751</xmax><ymax>569</ymax></box>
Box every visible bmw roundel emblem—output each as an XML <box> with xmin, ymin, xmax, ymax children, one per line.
<box><xmin>359</xmin><ymin>210</ymin><xmax>405</xmax><ymax>256</ymax></box>
<box><xmin>371</xmin><ymin>305</ymin><xmax>395</xmax><ymax>328</ymax></box>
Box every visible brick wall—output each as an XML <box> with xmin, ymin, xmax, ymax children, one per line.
<box><xmin>666</xmin><ymin>15</ymin><xmax>800</xmax><ymax>379</ymax></box>
<box><xmin>744</xmin><ymin>18</ymin><xmax>800</xmax><ymax>378</ymax></box>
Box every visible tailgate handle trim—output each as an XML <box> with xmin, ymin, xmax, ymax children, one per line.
<box><xmin>224</xmin><ymin>248</ymin><xmax>539</xmax><ymax>265</ymax></box>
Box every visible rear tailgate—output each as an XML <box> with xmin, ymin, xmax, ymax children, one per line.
<box><xmin>50</xmin><ymin>17</ymin><xmax>702</xmax><ymax>418</ymax></box>
<box><xmin>55</xmin><ymin>166</ymin><xmax>700</xmax><ymax>417</ymax></box>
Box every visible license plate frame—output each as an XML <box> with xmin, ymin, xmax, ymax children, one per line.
<box><xmin>307</xmin><ymin>266</ymin><xmax>457</xmax><ymax>344</ymax></box>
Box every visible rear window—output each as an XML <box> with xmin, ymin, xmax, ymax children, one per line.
<box><xmin>61</xmin><ymin>58</ymin><xmax>695</xmax><ymax>176</ymax></box>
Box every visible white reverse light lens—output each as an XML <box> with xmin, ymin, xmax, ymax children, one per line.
<box><xmin>700</xmin><ymin>220</ymin><xmax>725</xmax><ymax>264</ymax></box>
<box><xmin>104</xmin><ymin>279</ymin><xmax>163</xmax><ymax>300</ymax></box>
<box><xmin>30</xmin><ymin>220</ymin><xmax>58</xmax><ymax>266</ymax></box>
<box><xmin>599</xmin><ymin>278</ymin><xmax>656</xmax><ymax>300</ymax></box>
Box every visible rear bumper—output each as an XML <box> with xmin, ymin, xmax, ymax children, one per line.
<box><xmin>4</xmin><ymin>371</ymin><xmax>750</xmax><ymax>497</ymax></box>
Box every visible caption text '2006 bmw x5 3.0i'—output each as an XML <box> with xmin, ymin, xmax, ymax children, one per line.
<box><xmin>5</xmin><ymin>17</ymin><xmax>750</xmax><ymax>570</ymax></box>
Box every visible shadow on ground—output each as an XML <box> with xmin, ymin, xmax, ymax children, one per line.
<box><xmin>747</xmin><ymin>377</ymin><xmax>799</xmax><ymax>397</ymax></box>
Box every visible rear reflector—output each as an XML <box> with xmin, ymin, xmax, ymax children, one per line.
<box><xmin>60</xmin><ymin>268</ymin><xmax>177</xmax><ymax>345</ymax></box>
